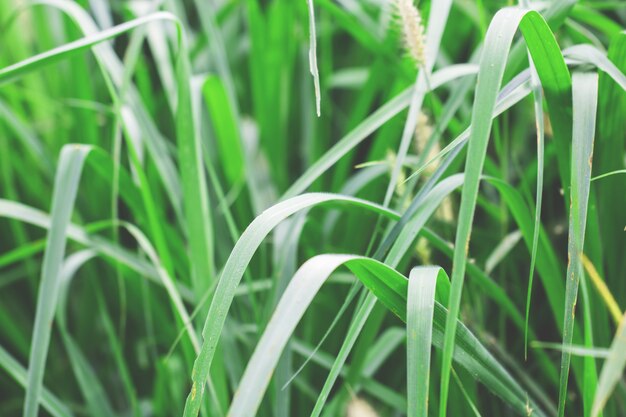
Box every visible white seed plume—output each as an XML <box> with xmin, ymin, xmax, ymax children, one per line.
<box><xmin>395</xmin><ymin>0</ymin><xmax>426</xmax><ymax>68</ymax></box>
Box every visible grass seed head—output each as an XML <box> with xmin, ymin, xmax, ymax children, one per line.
<box><xmin>393</xmin><ymin>0</ymin><xmax>427</xmax><ymax>68</ymax></box>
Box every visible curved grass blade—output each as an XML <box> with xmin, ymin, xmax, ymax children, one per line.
<box><xmin>227</xmin><ymin>255</ymin><xmax>356</xmax><ymax>417</ymax></box>
<box><xmin>0</xmin><ymin>10</ymin><xmax>180</xmax><ymax>85</ymax></box>
<box><xmin>5</xmin><ymin>0</ymin><xmax>219</xmax><ymax>314</ymax></box>
<box><xmin>523</xmin><ymin>49</ymin><xmax>546</xmax><ymax>359</ymax></box>
<box><xmin>308</xmin><ymin>174</ymin><xmax>558</xmax><ymax>417</ymax></box>
<box><xmin>55</xmin><ymin>250</ymin><xmax>138</xmax><ymax>417</ymax></box>
<box><xmin>23</xmin><ymin>144</ymin><xmax>91</xmax><ymax>417</ymax></box>
<box><xmin>306</xmin><ymin>0</ymin><xmax>320</xmax><ymax>116</ymax></box>
<box><xmin>564</xmin><ymin>44</ymin><xmax>626</xmax><ymax>90</ymax></box>
<box><xmin>531</xmin><ymin>342</ymin><xmax>610</xmax><ymax>359</ymax></box>
<box><xmin>325</xmin><ymin>169</ymin><xmax>536</xmax><ymax>351</ymax></box>
<box><xmin>439</xmin><ymin>10</ymin><xmax>572</xmax><ymax>415</ymax></box>
<box><xmin>9</xmin><ymin>0</ymin><xmax>184</xmax><ymax>227</ymax></box>
<box><xmin>0</xmin><ymin>201</ymin><xmax>196</xmax><ymax>302</ymax></box>
<box><xmin>173</xmin><ymin>28</ymin><xmax>217</xmax><ymax>297</ymax></box>
<box><xmin>407</xmin><ymin>267</ymin><xmax>441</xmax><ymax>417</ymax></box>
<box><xmin>0</xmin><ymin>344</ymin><xmax>73</xmax><ymax>417</ymax></box>
<box><xmin>591</xmin><ymin>312</ymin><xmax>626</xmax><ymax>417</ymax></box>
<box><xmin>558</xmin><ymin>71</ymin><xmax>599</xmax><ymax>417</ymax></box>
<box><xmin>282</xmin><ymin>64</ymin><xmax>479</xmax><ymax>199</ymax></box>
<box><xmin>590</xmin><ymin>169</ymin><xmax>626</xmax><ymax>182</ymax></box>
<box><xmin>307</xmin><ymin>172</ymin><xmax>467</xmax><ymax>417</ymax></box>
<box><xmin>286</xmin><ymin>166</ymin><xmax>560</xmax><ymax>402</ymax></box>
<box><xmin>227</xmin><ymin>255</ymin><xmax>547</xmax><ymax>417</ymax></box>
<box><xmin>124</xmin><ymin>223</ymin><xmax>200</xmax><ymax>351</ymax></box>
<box><xmin>182</xmin><ymin>193</ymin><xmax>401</xmax><ymax>417</ymax></box>
<box><xmin>404</xmin><ymin>71</ymin><xmax>534</xmax><ymax>183</ymax></box>
<box><xmin>202</xmin><ymin>75</ymin><xmax>245</xmax><ymax>186</ymax></box>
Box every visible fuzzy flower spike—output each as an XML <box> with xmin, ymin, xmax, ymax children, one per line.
<box><xmin>394</xmin><ymin>0</ymin><xmax>427</xmax><ymax>68</ymax></box>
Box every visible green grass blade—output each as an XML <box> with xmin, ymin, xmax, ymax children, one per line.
<box><xmin>591</xmin><ymin>313</ymin><xmax>626</xmax><ymax>417</ymax></box>
<box><xmin>307</xmin><ymin>172</ymin><xmax>556</xmax><ymax>416</ymax></box>
<box><xmin>282</xmin><ymin>64</ymin><xmax>478</xmax><ymax>199</ymax></box>
<box><xmin>174</xmin><ymin>30</ymin><xmax>218</xmax><ymax>316</ymax></box>
<box><xmin>439</xmin><ymin>10</ymin><xmax>572</xmax><ymax>415</ymax></box>
<box><xmin>386</xmin><ymin>174</ymin><xmax>464</xmax><ymax>263</ymax></box>
<box><xmin>565</xmin><ymin>44</ymin><xmax>626</xmax><ymax>90</ymax></box>
<box><xmin>227</xmin><ymin>254</ymin><xmax>357</xmax><ymax>417</ymax></box>
<box><xmin>439</xmin><ymin>9</ymin><xmax>524</xmax><ymax>414</ymax></box>
<box><xmin>523</xmin><ymin>57</ymin><xmax>546</xmax><ymax>359</ymax></box>
<box><xmin>18</xmin><ymin>0</ymin><xmax>185</xmax><ymax>223</ymax></box>
<box><xmin>0</xmin><ymin>344</ymin><xmax>74</xmax><ymax>417</ymax></box>
<box><xmin>0</xmin><ymin>11</ymin><xmax>180</xmax><ymax>85</ymax></box>
<box><xmin>306</xmin><ymin>0</ymin><xmax>320</xmax><ymax>116</ymax></box>
<box><xmin>407</xmin><ymin>267</ymin><xmax>440</xmax><ymax>417</ymax></box>
<box><xmin>182</xmin><ymin>193</ymin><xmax>401</xmax><ymax>417</ymax></box>
<box><xmin>23</xmin><ymin>144</ymin><xmax>91</xmax><ymax>417</ymax></box>
<box><xmin>580</xmin><ymin>267</ymin><xmax>601</xmax><ymax>417</ymax></box>
<box><xmin>557</xmin><ymin>71</ymin><xmax>599</xmax><ymax>417</ymax></box>
<box><xmin>123</xmin><ymin>223</ymin><xmax>200</xmax><ymax>351</ymax></box>
<box><xmin>2</xmin><ymin>0</ymin><xmax>624</xmax><ymax>415</ymax></box>
<box><xmin>0</xmin><ymin>200</ymin><xmax>196</xmax><ymax>302</ymax></box>
<box><xmin>405</xmin><ymin>71</ymin><xmax>534</xmax><ymax>183</ymax></box>
<box><xmin>307</xmin><ymin>172</ymin><xmax>466</xmax><ymax>417</ymax></box>
<box><xmin>202</xmin><ymin>75</ymin><xmax>245</xmax><ymax>186</ymax></box>
<box><xmin>227</xmin><ymin>255</ymin><xmax>547</xmax><ymax>417</ymax></box>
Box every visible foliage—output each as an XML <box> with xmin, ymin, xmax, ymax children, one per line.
<box><xmin>0</xmin><ymin>0</ymin><xmax>625</xmax><ymax>416</ymax></box>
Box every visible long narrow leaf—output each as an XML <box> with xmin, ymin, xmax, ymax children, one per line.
<box><xmin>407</xmin><ymin>267</ymin><xmax>440</xmax><ymax>417</ymax></box>
<box><xmin>23</xmin><ymin>145</ymin><xmax>91</xmax><ymax>417</ymax></box>
<box><xmin>591</xmin><ymin>313</ymin><xmax>626</xmax><ymax>417</ymax></box>
<box><xmin>227</xmin><ymin>255</ymin><xmax>546</xmax><ymax>417</ymax></box>
<box><xmin>440</xmin><ymin>10</ymin><xmax>572</xmax><ymax>415</ymax></box>
<box><xmin>558</xmin><ymin>71</ymin><xmax>599</xmax><ymax>417</ymax></box>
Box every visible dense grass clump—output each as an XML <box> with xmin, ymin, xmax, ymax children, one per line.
<box><xmin>0</xmin><ymin>1</ymin><xmax>625</xmax><ymax>416</ymax></box>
